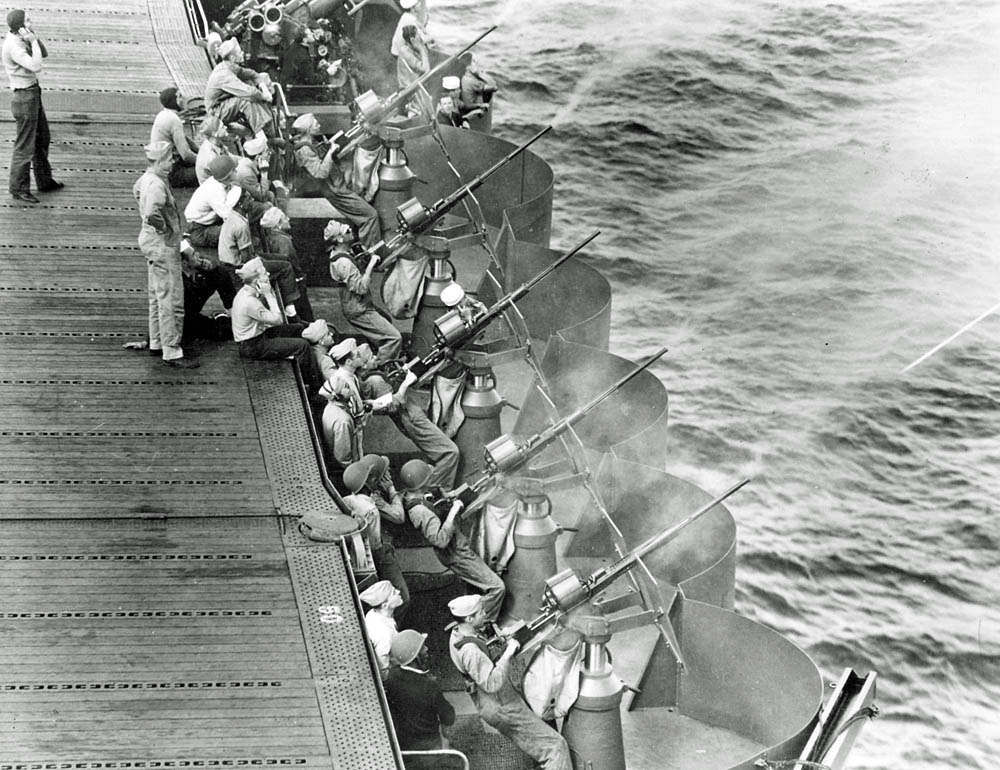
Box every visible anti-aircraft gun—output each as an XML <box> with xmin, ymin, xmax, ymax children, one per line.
<box><xmin>388</xmin><ymin>231</ymin><xmax>600</xmax><ymax>386</ymax></box>
<box><xmin>329</xmin><ymin>26</ymin><xmax>497</xmax><ymax>158</ymax></box>
<box><xmin>487</xmin><ymin>478</ymin><xmax>750</xmax><ymax>657</ymax></box>
<box><xmin>368</xmin><ymin>125</ymin><xmax>551</xmax><ymax>269</ymax></box>
<box><xmin>440</xmin><ymin>346</ymin><xmax>669</xmax><ymax>510</ymax></box>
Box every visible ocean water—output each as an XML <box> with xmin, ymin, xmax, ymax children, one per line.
<box><xmin>428</xmin><ymin>1</ymin><xmax>1000</xmax><ymax>768</ymax></box>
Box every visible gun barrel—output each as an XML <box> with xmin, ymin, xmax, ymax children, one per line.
<box><xmin>441</xmin><ymin>125</ymin><xmax>551</xmax><ymax>209</ymax></box>
<box><xmin>589</xmin><ymin>478</ymin><xmax>751</xmax><ymax>596</ymax></box>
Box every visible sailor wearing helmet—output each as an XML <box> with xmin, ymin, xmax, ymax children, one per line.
<box><xmin>384</xmin><ymin>629</ymin><xmax>456</xmax><ymax>765</ymax></box>
<box><xmin>448</xmin><ymin>595</ymin><xmax>571</xmax><ymax>770</ymax></box>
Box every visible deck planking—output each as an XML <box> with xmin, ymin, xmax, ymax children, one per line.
<box><xmin>0</xmin><ymin>1</ymin><xmax>401</xmax><ymax>767</ymax></box>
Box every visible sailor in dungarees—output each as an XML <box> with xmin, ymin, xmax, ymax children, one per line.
<box><xmin>447</xmin><ymin>595</ymin><xmax>571</xmax><ymax>770</ymax></box>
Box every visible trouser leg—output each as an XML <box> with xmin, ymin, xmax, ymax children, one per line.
<box><xmin>146</xmin><ymin>247</ymin><xmax>184</xmax><ymax>360</ymax></box>
<box><xmin>372</xmin><ymin>538</ymin><xmax>409</xmax><ymax>624</ymax></box>
<box><xmin>489</xmin><ymin>700</ymin><xmax>572</xmax><ymax>770</ymax></box>
<box><xmin>169</xmin><ymin>162</ymin><xmax>198</xmax><ymax>188</ymax></box>
<box><xmin>9</xmin><ymin>89</ymin><xmax>38</xmax><ymax>195</ymax></box>
<box><xmin>397</xmin><ymin>400</ymin><xmax>459</xmax><ymax>489</ymax></box>
<box><xmin>32</xmin><ymin>101</ymin><xmax>54</xmax><ymax>189</ymax></box>
<box><xmin>187</xmin><ymin>221</ymin><xmax>222</xmax><ymax>248</ymax></box>
<box><xmin>438</xmin><ymin>541</ymin><xmax>505</xmax><ymax>624</ymax></box>
<box><xmin>260</xmin><ymin>258</ymin><xmax>299</xmax><ymax>303</ymax></box>
<box><xmin>346</xmin><ymin>309</ymin><xmax>401</xmax><ymax>364</ymax></box>
<box><xmin>324</xmin><ymin>185</ymin><xmax>381</xmax><ymax>251</ymax></box>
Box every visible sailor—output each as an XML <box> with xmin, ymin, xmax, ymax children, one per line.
<box><xmin>358</xmin><ymin>579</ymin><xmax>401</xmax><ymax>681</ymax></box>
<box><xmin>401</xmin><ymin>459</ymin><xmax>504</xmax><ymax>623</ymax></box>
<box><xmin>131</xmin><ymin>141</ymin><xmax>197</xmax><ymax>369</ymax></box>
<box><xmin>290</xmin><ymin>113</ymin><xmax>380</xmax><ymax>253</ymax></box>
<box><xmin>354</xmin><ymin>454</ymin><xmax>409</xmax><ymax>623</ymax></box>
<box><xmin>436</xmin><ymin>76</ymin><xmax>466</xmax><ymax>128</ymax></box>
<box><xmin>278</xmin><ymin>27</ymin><xmax>327</xmax><ymax>91</ymax></box>
<box><xmin>217</xmin><ymin>192</ymin><xmax>305</xmax><ymax>320</ymax></box>
<box><xmin>318</xmin><ymin>337</ymin><xmax>367</xmax><ymax>467</ymax></box>
<box><xmin>183</xmin><ymin>154</ymin><xmax>241</xmax><ymax>248</ymax></box>
<box><xmin>384</xmin><ymin>629</ymin><xmax>455</xmax><ymax>766</ymax></box>
<box><xmin>300</xmin><ymin>318</ymin><xmax>339</xmax><ymax>381</ymax></box>
<box><xmin>150</xmin><ymin>86</ymin><xmax>198</xmax><ymax>188</ymax></box>
<box><xmin>354</xmin><ymin>342</ymin><xmax>460</xmax><ymax>488</ymax></box>
<box><xmin>458</xmin><ymin>56</ymin><xmax>496</xmax><ymax>118</ymax></box>
<box><xmin>324</xmin><ymin>220</ymin><xmax>402</xmax><ymax>365</ymax></box>
<box><xmin>204</xmin><ymin>37</ymin><xmax>276</xmax><ymax>139</ymax></box>
<box><xmin>439</xmin><ymin>281</ymin><xmax>486</xmax><ymax>325</ymax></box>
<box><xmin>232</xmin><ymin>132</ymin><xmax>273</xmax><ymax>205</ymax></box>
<box><xmin>448</xmin><ymin>595</ymin><xmax>571</xmax><ymax>770</ymax></box>
<box><xmin>194</xmin><ymin>115</ymin><xmax>234</xmax><ymax>185</ymax></box>
<box><xmin>230</xmin><ymin>258</ymin><xmax>322</xmax><ymax>387</ymax></box>
<box><xmin>391</xmin><ymin>0</ymin><xmax>432</xmax><ymax>57</ymax></box>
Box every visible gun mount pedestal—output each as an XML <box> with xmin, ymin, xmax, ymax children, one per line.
<box><xmin>562</xmin><ymin>615</ymin><xmax>627</xmax><ymax>770</ymax></box>
<box><xmin>500</xmin><ymin>490</ymin><xmax>561</xmax><ymax>625</ymax></box>
<box><xmin>410</xmin><ymin>235</ymin><xmax>455</xmax><ymax>359</ymax></box>
<box><xmin>373</xmin><ymin>123</ymin><xmax>416</xmax><ymax>238</ymax></box>
<box><xmin>454</xmin><ymin>365</ymin><xmax>506</xmax><ymax>480</ymax></box>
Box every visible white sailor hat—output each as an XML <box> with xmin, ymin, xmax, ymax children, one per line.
<box><xmin>243</xmin><ymin>133</ymin><xmax>268</xmax><ymax>156</ymax></box>
<box><xmin>442</xmin><ymin>75</ymin><xmax>461</xmax><ymax>91</ymax></box>
<box><xmin>440</xmin><ymin>282</ymin><xmax>466</xmax><ymax>308</ymax></box>
<box><xmin>259</xmin><ymin>206</ymin><xmax>285</xmax><ymax>229</ymax></box>
<box><xmin>291</xmin><ymin>112</ymin><xmax>315</xmax><ymax>134</ymax></box>
<box><xmin>328</xmin><ymin>337</ymin><xmax>358</xmax><ymax>360</ymax></box>
<box><xmin>235</xmin><ymin>257</ymin><xmax>267</xmax><ymax>280</ymax></box>
<box><xmin>217</xmin><ymin>37</ymin><xmax>241</xmax><ymax>59</ymax></box>
<box><xmin>300</xmin><ymin>319</ymin><xmax>330</xmax><ymax>344</ymax></box>
<box><xmin>400</xmin><ymin>0</ymin><xmax>418</xmax><ymax>9</ymax></box>
<box><xmin>448</xmin><ymin>594</ymin><xmax>483</xmax><ymax>618</ymax></box>
<box><xmin>359</xmin><ymin>579</ymin><xmax>395</xmax><ymax>607</ymax></box>
<box><xmin>144</xmin><ymin>140</ymin><xmax>172</xmax><ymax>161</ymax></box>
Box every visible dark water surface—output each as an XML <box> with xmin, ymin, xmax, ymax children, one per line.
<box><xmin>429</xmin><ymin>1</ymin><xmax>1000</xmax><ymax>767</ymax></box>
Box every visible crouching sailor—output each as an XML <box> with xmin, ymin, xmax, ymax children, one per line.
<box><xmin>447</xmin><ymin>595</ymin><xmax>571</xmax><ymax>770</ymax></box>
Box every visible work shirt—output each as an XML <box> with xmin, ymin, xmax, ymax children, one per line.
<box><xmin>218</xmin><ymin>210</ymin><xmax>253</xmax><ymax>266</ymax></box>
<box><xmin>205</xmin><ymin>60</ymin><xmax>263</xmax><ymax>109</ymax></box>
<box><xmin>132</xmin><ymin>169</ymin><xmax>181</xmax><ymax>246</ymax></box>
<box><xmin>232</xmin><ymin>157</ymin><xmax>268</xmax><ymax>203</ymax></box>
<box><xmin>293</xmin><ymin>137</ymin><xmax>348</xmax><ymax>188</ymax></box>
<box><xmin>184</xmin><ymin>177</ymin><xmax>240</xmax><ymax>226</ymax></box>
<box><xmin>407</xmin><ymin>503</ymin><xmax>454</xmax><ymax>550</ymax></box>
<box><xmin>385</xmin><ymin>665</ymin><xmax>455</xmax><ymax>747</ymax></box>
<box><xmin>364</xmin><ymin>609</ymin><xmax>398</xmax><ymax>680</ymax></box>
<box><xmin>321</xmin><ymin>402</ymin><xmax>357</xmax><ymax>468</ymax></box>
<box><xmin>390</xmin><ymin>10</ymin><xmax>429</xmax><ymax>57</ymax></box>
<box><xmin>2</xmin><ymin>33</ymin><xmax>42</xmax><ymax>90</ymax></box>
<box><xmin>344</xmin><ymin>492</ymin><xmax>381</xmax><ymax>547</ymax></box>
<box><xmin>449</xmin><ymin>625</ymin><xmax>509</xmax><ymax>694</ymax></box>
<box><xmin>230</xmin><ymin>285</ymin><xmax>282</xmax><ymax>342</ymax></box>
<box><xmin>150</xmin><ymin>109</ymin><xmax>196</xmax><ymax>164</ymax></box>
<box><xmin>328</xmin><ymin>255</ymin><xmax>373</xmax><ymax>318</ymax></box>
<box><xmin>195</xmin><ymin>141</ymin><xmax>231</xmax><ymax>185</ymax></box>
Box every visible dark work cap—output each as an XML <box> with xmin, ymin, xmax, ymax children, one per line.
<box><xmin>159</xmin><ymin>86</ymin><xmax>180</xmax><ymax>110</ymax></box>
<box><xmin>7</xmin><ymin>9</ymin><xmax>25</xmax><ymax>31</ymax></box>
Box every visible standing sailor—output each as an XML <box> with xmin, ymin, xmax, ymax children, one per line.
<box><xmin>3</xmin><ymin>8</ymin><xmax>61</xmax><ymax>203</ymax></box>
<box><xmin>132</xmin><ymin>141</ymin><xmax>198</xmax><ymax>369</ymax></box>
<box><xmin>448</xmin><ymin>595</ymin><xmax>571</xmax><ymax>770</ymax></box>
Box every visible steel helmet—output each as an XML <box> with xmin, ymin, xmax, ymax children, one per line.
<box><xmin>400</xmin><ymin>459</ymin><xmax>433</xmax><ymax>491</ymax></box>
<box><xmin>390</xmin><ymin>629</ymin><xmax>427</xmax><ymax>666</ymax></box>
<box><xmin>342</xmin><ymin>461</ymin><xmax>369</xmax><ymax>494</ymax></box>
